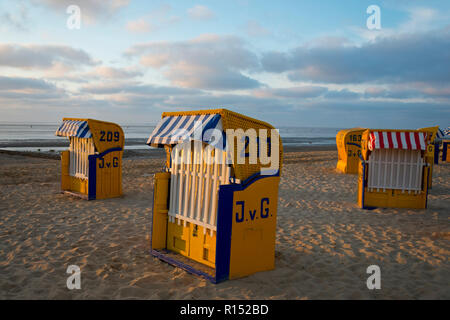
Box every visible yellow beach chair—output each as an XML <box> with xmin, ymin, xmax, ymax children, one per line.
<box><xmin>435</xmin><ymin>127</ymin><xmax>450</xmax><ymax>163</ymax></box>
<box><xmin>417</xmin><ymin>126</ymin><xmax>439</xmax><ymax>188</ymax></box>
<box><xmin>55</xmin><ymin>118</ymin><xmax>124</xmax><ymax>200</ymax></box>
<box><xmin>358</xmin><ymin>129</ymin><xmax>434</xmax><ymax>209</ymax></box>
<box><xmin>148</xmin><ymin>109</ymin><xmax>283</xmax><ymax>283</ymax></box>
<box><xmin>336</xmin><ymin>128</ymin><xmax>366</xmax><ymax>174</ymax></box>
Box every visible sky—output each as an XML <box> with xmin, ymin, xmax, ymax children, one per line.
<box><xmin>0</xmin><ymin>0</ymin><xmax>449</xmax><ymax>128</ymax></box>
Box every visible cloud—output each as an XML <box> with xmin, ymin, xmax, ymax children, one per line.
<box><xmin>126</xmin><ymin>34</ymin><xmax>262</xmax><ymax>90</ymax></box>
<box><xmin>254</xmin><ymin>86</ymin><xmax>328</xmax><ymax>99</ymax></box>
<box><xmin>0</xmin><ymin>3</ymin><xmax>29</xmax><ymax>32</ymax></box>
<box><xmin>364</xmin><ymin>84</ymin><xmax>450</xmax><ymax>100</ymax></box>
<box><xmin>187</xmin><ymin>5</ymin><xmax>215</xmax><ymax>20</ymax></box>
<box><xmin>324</xmin><ymin>89</ymin><xmax>361</xmax><ymax>100</ymax></box>
<box><xmin>125</xmin><ymin>5</ymin><xmax>180</xmax><ymax>34</ymax></box>
<box><xmin>0</xmin><ymin>76</ymin><xmax>55</xmax><ymax>91</ymax></box>
<box><xmin>0</xmin><ymin>44</ymin><xmax>97</xmax><ymax>70</ymax></box>
<box><xmin>86</xmin><ymin>66</ymin><xmax>143</xmax><ymax>79</ymax></box>
<box><xmin>0</xmin><ymin>75</ymin><xmax>67</xmax><ymax>100</ymax></box>
<box><xmin>244</xmin><ymin>20</ymin><xmax>271</xmax><ymax>37</ymax></box>
<box><xmin>33</xmin><ymin>0</ymin><xmax>130</xmax><ymax>23</ymax></box>
<box><xmin>80</xmin><ymin>82</ymin><xmax>202</xmax><ymax>96</ymax></box>
<box><xmin>126</xmin><ymin>18</ymin><xmax>155</xmax><ymax>33</ymax></box>
<box><xmin>261</xmin><ymin>27</ymin><xmax>450</xmax><ymax>85</ymax></box>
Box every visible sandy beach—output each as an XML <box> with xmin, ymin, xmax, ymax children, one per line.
<box><xmin>0</xmin><ymin>148</ymin><xmax>449</xmax><ymax>299</ymax></box>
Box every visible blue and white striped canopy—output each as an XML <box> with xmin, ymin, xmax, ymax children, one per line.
<box><xmin>437</xmin><ymin>127</ymin><xmax>450</xmax><ymax>140</ymax></box>
<box><xmin>55</xmin><ymin>120</ymin><xmax>92</xmax><ymax>138</ymax></box>
<box><xmin>147</xmin><ymin>113</ymin><xmax>224</xmax><ymax>147</ymax></box>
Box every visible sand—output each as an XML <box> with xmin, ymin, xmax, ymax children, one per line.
<box><xmin>0</xmin><ymin>149</ymin><xmax>449</xmax><ymax>299</ymax></box>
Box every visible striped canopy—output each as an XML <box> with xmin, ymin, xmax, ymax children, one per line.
<box><xmin>369</xmin><ymin>131</ymin><xmax>427</xmax><ymax>151</ymax></box>
<box><xmin>147</xmin><ymin>113</ymin><xmax>224</xmax><ymax>147</ymax></box>
<box><xmin>55</xmin><ymin>120</ymin><xmax>92</xmax><ymax>138</ymax></box>
<box><xmin>436</xmin><ymin>127</ymin><xmax>450</xmax><ymax>140</ymax></box>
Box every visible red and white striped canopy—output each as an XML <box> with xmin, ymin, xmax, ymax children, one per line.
<box><xmin>369</xmin><ymin>131</ymin><xmax>427</xmax><ymax>151</ymax></box>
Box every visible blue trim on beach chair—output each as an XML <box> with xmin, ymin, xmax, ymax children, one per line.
<box><xmin>443</xmin><ymin>142</ymin><xmax>449</xmax><ymax>162</ymax></box>
<box><xmin>87</xmin><ymin>147</ymin><xmax>123</xmax><ymax>200</ymax></box>
<box><xmin>434</xmin><ymin>142</ymin><xmax>440</xmax><ymax>164</ymax></box>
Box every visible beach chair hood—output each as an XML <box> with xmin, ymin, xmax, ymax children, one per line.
<box><xmin>368</xmin><ymin>130</ymin><xmax>427</xmax><ymax>151</ymax></box>
<box><xmin>146</xmin><ymin>108</ymin><xmax>283</xmax><ymax>181</ymax></box>
<box><xmin>55</xmin><ymin>120</ymin><xmax>92</xmax><ymax>138</ymax></box>
<box><xmin>147</xmin><ymin>113</ymin><xmax>223</xmax><ymax>148</ymax></box>
<box><xmin>436</xmin><ymin>127</ymin><xmax>450</xmax><ymax>141</ymax></box>
<box><xmin>55</xmin><ymin>118</ymin><xmax>124</xmax><ymax>154</ymax></box>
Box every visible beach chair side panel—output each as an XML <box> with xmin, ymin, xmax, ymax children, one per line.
<box><xmin>336</xmin><ymin>129</ymin><xmax>364</xmax><ymax>174</ymax></box>
<box><xmin>227</xmin><ymin>175</ymin><xmax>280</xmax><ymax>279</ymax></box>
<box><xmin>151</xmin><ymin>172</ymin><xmax>170</xmax><ymax>250</ymax></box>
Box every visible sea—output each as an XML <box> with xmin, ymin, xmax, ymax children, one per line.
<box><xmin>0</xmin><ymin>123</ymin><xmax>340</xmax><ymax>152</ymax></box>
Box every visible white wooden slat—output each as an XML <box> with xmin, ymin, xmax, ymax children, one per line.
<box><xmin>189</xmin><ymin>144</ymin><xmax>199</xmax><ymax>221</ymax></box>
<box><xmin>383</xmin><ymin>150</ymin><xmax>386</xmax><ymax>189</ymax></box>
<box><xmin>167</xmin><ymin>142</ymin><xmax>231</xmax><ymax>234</ymax></box>
<box><xmin>408</xmin><ymin>149</ymin><xmax>413</xmax><ymax>193</ymax></box>
<box><xmin>68</xmin><ymin>137</ymin><xmax>94</xmax><ymax>180</ymax></box>
<box><xmin>202</xmin><ymin>149</ymin><xmax>212</xmax><ymax>231</ymax></box>
<box><xmin>368</xmin><ymin>149</ymin><xmax>424</xmax><ymax>192</ymax></box>
<box><xmin>395</xmin><ymin>149</ymin><xmax>401</xmax><ymax>190</ymax></box>
<box><xmin>169</xmin><ymin>147</ymin><xmax>178</xmax><ymax>217</ymax></box>
<box><xmin>195</xmin><ymin>146</ymin><xmax>205</xmax><ymax>223</ymax></box>
<box><xmin>389</xmin><ymin>148</ymin><xmax>394</xmax><ymax>188</ymax></box>
<box><xmin>208</xmin><ymin>149</ymin><xmax>220</xmax><ymax>236</ymax></box>
<box><xmin>177</xmin><ymin>148</ymin><xmax>185</xmax><ymax>224</ymax></box>
<box><xmin>417</xmin><ymin>156</ymin><xmax>424</xmax><ymax>194</ymax></box>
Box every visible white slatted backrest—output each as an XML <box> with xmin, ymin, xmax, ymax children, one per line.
<box><xmin>168</xmin><ymin>141</ymin><xmax>231</xmax><ymax>235</ymax></box>
<box><xmin>69</xmin><ymin>137</ymin><xmax>95</xmax><ymax>179</ymax></box>
<box><xmin>368</xmin><ymin>149</ymin><xmax>424</xmax><ymax>193</ymax></box>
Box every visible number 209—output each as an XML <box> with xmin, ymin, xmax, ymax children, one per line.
<box><xmin>100</xmin><ymin>131</ymin><xmax>120</xmax><ymax>142</ymax></box>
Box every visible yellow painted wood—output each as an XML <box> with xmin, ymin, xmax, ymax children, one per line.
<box><xmin>165</xmin><ymin>221</ymin><xmax>217</xmax><ymax>268</ymax></box>
<box><xmin>96</xmin><ymin>151</ymin><xmax>123</xmax><ymax>199</ymax></box>
<box><xmin>61</xmin><ymin>151</ymin><xmax>70</xmax><ymax>191</ymax></box>
<box><xmin>417</xmin><ymin>126</ymin><xmax>438</xmax><ymax>187</ymax></box>
<box><xmin>188</xmin><ymin>224</ymin><xmax>216</xmax><ymax>268</ymax></box>
<box><xmin>66</xmin><ymin>176</ymin><xmax>89</xmax><ymax>195</ymax></box>
<box><xmin>167</xmin><ymin>220</ymin><xmax>190</xmax><ymax>257</ymax></box>
<box><xmin>151</xmin><ymin>172</ymin><xmax>170</xmax><ymax>250</ymax></box>
<box><xmin>336</xmin><ymin>128</ymin><xmax>366</xmax><ymax>174</ymax></box>
<box><xmin>228</xmin><ymin>176</ymin><xmax>280</xmax><ymax>279</ymax></box>
<box><xmin>445</xmin><ymin>140</ymin><xmax>450</xmax><ymax>163</ymax></box>
<box><xmin>417</xmin><ymin>126</ymin><xmax>439</xmax><ymax>143</ymax></box>
<box><xmin>62</xmin><ymin>118</ymin><xmax>124</xmax><ymax>153</ymax></box>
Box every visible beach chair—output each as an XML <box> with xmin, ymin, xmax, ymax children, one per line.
<box><xmin>148</xmin><ymin>109</ymin><xmax>283</xmax><ymax>283</ymax></box>
<box><xmin>443</xmin><ymin>140</ymin><xmax>450</xmax><ymax>163</ymax></box>
<box><xmin>336</xmin><ymin>128</ymin><xmax>366</xmax><ymax>174</ymax></box>
<box><xmin>55</xmin><ymin>118</ymin><xmax>124</xmax><ymax>200</ymax></box>
<box><xmin>358</xmin><ymin>129</ymin><xmax>434</xmax><ymax>209</ymax></box>
<box><xmin>435</xmin><ymin>127</ymin><xmax>450</xmax><ymax>163</ymax></box>
<box><xmin>417</xmin><ymin>126</ymin><xmax>439</xmax><ymax>188</ymax></box>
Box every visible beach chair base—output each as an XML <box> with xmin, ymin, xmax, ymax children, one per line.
<box><xmin>150</xmin><ymin>171</ymin><xmax>280</xmax><ymax>283</ymax></box>
<box><xmin>150</xmin><ymin>249</ymin><xmax>217</xmax><ymax>283</ymax></box>
<box><xmin>61</xmin><ymin>190</ymin><xmax>90</xmax><ymax>200</ymax></box>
